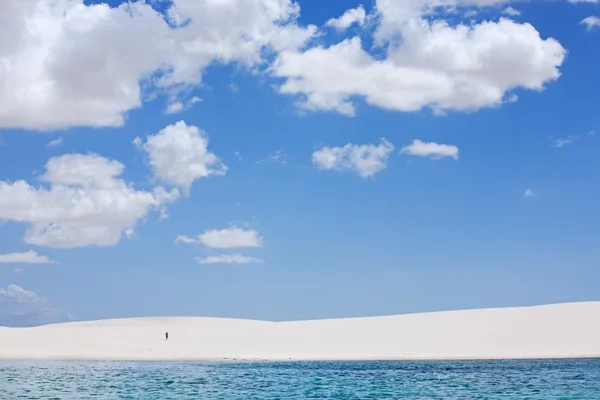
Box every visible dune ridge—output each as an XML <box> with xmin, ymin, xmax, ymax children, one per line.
<box><xmin>1</xmin><ymin>302</ymin><xmax>599</xmax><ymax>361</ymax></box>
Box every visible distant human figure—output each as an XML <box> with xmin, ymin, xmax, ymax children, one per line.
<box><xmin>165</xmin><ymin>332</ymin><xmax>169</xmax><ymax>340</ymax></box>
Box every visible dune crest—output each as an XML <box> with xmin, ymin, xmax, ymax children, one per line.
<box><xmin>2</xmin><ymin>302</ymin><xmax>600</xmax><ymax>361</ymax></box>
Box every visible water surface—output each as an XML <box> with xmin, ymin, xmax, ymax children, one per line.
<box><xmin>1</xmin><ymin>359</ymin><xmax>599</xmax><ymax>398</ymax></box>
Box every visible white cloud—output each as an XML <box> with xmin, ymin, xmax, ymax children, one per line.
<box><xmin>0</xmin><ymin>0</ymin><xmax>570</xmax><ymax>129</ymax></box>
<box><xmin>165</xmin><ymin>102</ymin><xmax>184</xmax><ymax>114</ymax></box>
<box><xmin>257</xmin><ymin>148</ymin><xmax>288</xmax><ymax>165</ymax></box>
<box><xmin>0</xmin><ymin>153</ymin><xmax>178</xmax><ymax>248</ymax></box>
<box><xmin>0</xmin><ymin>0</ymin><xmax>171</xmax><ymax>130</ymax></box>
<box><xmin>400</xmin><ymin>139</ymin><xmax>459</xmax><ymax>160</ymax></box>
<box><xmin>551</xmin><ymin>130</ymin><xmax>595</xmax><ymax>147</ymax></box>
<box><xmin>0</xmin><ymin>0</ymin><xmax>316</xmax><ymax>131</ymax></box>
<box><xmin>165</xmin><ymin>97</ymin><xmax>203</xmax><ymax>114</ymax></box>
<box><xmin>524</xmin><ymin>188</ymin><xmax>536</xmax><ymax>197</ymax></box>
<box><xmin>272</xmin><ymin>14</ymin><xmax>565</xmax><ymax>116</ymax></box>
<box><xmin>0</xmin><ymin>250</ymin><xmax>56</xmax><ymax>264</ymax></box>
<box><xmin>196</xmin><ymin>254</ymin><xmax>262</xmax><ymax>264</ymax></box>
<box><xmin>325</xmin><ymin>5</ymin><xmax>366</xmax><ymax>30</ymax></box>
<box><xmin>552</xmin><ymin>135</ymin><xmax>577</xmax><ymax>148</ymax></box>
<box><xmin>135</xmin><ymin>121</ymin><xmax>226</xmax><ymax>194</ymax></box>
<box><xmin>0</xmin><ymin>284</ymin><xmax>72</xmax><ymax>327</ymax></box>
<box><xmin>312</xmin><ymin>139</ymin><xmax>394</xmax><ymax>178</ymax></box>
<box><xmin>176</xmin><ymin>227</ymin><xmax>263</xmax><ymax>249</ymax></box>
<box><xmin>502</xmin><ymin>7</ymin><xmax>521</xmax><ymax>16</ymax></box>
<box><xmin>580</xmin><ymin>16</ymin><xmax>600</xmax><ymax>31</ymax></box>
<box><xmin>47</xmin><ymin>138</ymin><xmax>63</xmax><ymax>147</ymax></box>
<box><xmin>569</xmin><ymin>0</ymin><xmax>598</xmax><ymax>3</ymax></box>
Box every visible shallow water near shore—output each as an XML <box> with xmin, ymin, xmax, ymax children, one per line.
<box><xmin>2</xmin><ymin>358</ymin><xmax>599</xmax><ymax>399</ymax></box>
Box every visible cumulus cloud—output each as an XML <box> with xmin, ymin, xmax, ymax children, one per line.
<box><xmin>0</xmin><ymin>154</ymin><xmax>179</xmax><ymax>248</ymax></box>
<box><xmin>580</xmin><ymin>16</ymin><xmax>600</xmax><ymax>31</ymax></box>
<box><xmin>0</xmin><ymin>0</ymin><xmax>316</xmax><ymax>131</ymax></box>
<box><xmin>0</xmin><ymin>251</ymin><xmax>56</xmax><ymax>264</ymax></box>
<box><xmin>312</xmin><ymin>139</ymin><xmax>394</xmax><ymax>178</ymax></box>
<box><xmin>0</xmin><ymin>0</ymin><xmax>571</xmax><ymax>129</ymax></box>
<box><xmin>0</xmin><ymin>284</ymin><xmax>72</xmax><ymax>327</ymax></box>
<box><xmin>400</xmin><ymin>140</ymin><xmax>459</xmax><ymax>160</ymax></box>
<box><xmin>325</xmin><ymin>5</ymin><xmax>366</xmax><ymax>30</ymax></box>
<box><xmin>524</xmin><ymin>188</ymin><xmax>536</xmax><ymax>197</ymax></box>
<box><xmin>272</xmin><ymin>10</ymin><xmax>565</xmax><ymax>116</ymax></box>
<box><xmin>135</xmin><ymin>121</ymin><xmax>226</xmax><ymax>194</ymax></box>
<box><xmin>176</xmin><ymin>227</ymin><xmax>263</xmax><ymax>248</ymax></box>
<box><xmin>196</xmin><ymin>254</ymin><xmax>262</xmax><ymax>264</ymax></box>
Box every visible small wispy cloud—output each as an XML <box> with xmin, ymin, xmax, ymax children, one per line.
<box><xmin>502</xmin><ymin>6</ymin><xmax>521</xmax><ymax>16</ymax></box>
<box><xmin>257</xmin><ymin>148</ymin><xmax>288</xmax><ymax>165</ymax></box>
<box><xmin>524</xmin><ymin>189</ymin><xmax>536</xmax><ymax>197</ymax></box>
<box><xmin>0</xmin><ymin>251</ymin><xmax>57</xmax><ymax>264</ymax></box>
<box><xmin>551</xmin><ymin>130</ymin><xmax>595</xmax><ymax>148</ymax></box>
<box><xmin>229</xmin><ymin>84</ymin><xmax>239</xmax><ymax>93</ymax></box>
<box><xmin>400</xmin><ymin>140</ymin><xmax>459</xmax><ymax>160</ymax></box>
<box><xmin>552</xmin><ymin>135</ymin><xmax>577</xmax><ymax>148</ymax></box>
<box><xmin>165</xmin><ymin>97</ymin><xmax>203</xmax><ymax>114</ymax></box>
<box><xmin>313</xmin><ymin>139</ymin><xmax>394</xmax><ymax>178</ymax></box>
<box><xmin>176</xmin><ymin>227</ymin><xmax>262</xmax><ymax>249</ymax></box>
<box><xmin>580</xmin><ymin>15</ymin><xmax>600</xmax><ymax>31</ymax></box>
<box><xmin>47</xmin><ymin>137</ymin><xmax>63</xmax><ymax>147</ymax></box>
<box><xmin>196</xmin><ymin>254</ymin><xmax>262</xmax><ymax>264</ymax></box>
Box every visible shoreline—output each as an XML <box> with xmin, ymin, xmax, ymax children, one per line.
<box><xmin>2</xmin><ymin>355</ymin><xmax>600</xmax><ymax>362</ymax></box>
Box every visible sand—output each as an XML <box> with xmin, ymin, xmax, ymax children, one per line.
<box><xmin>1</xmin><ymin>302</ymin><xmax>599</xmax><ymax>361</ymax></box>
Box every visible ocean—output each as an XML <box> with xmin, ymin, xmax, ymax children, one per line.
<box><xmin>1</xmin><ymin>359</ymin><xmax>599</xmax><ymax>399</ymax></box>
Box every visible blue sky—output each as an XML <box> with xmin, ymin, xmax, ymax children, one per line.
<box><xmin>0</xmin><ymin>0</ymin><xmax>599</xmax><ymax>326</ymax></box>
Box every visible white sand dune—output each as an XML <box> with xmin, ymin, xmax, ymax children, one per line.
<box><xmin>1</xmin><ymin>302</ymin><xmax>599</xmax><ymax>361</ymax></box>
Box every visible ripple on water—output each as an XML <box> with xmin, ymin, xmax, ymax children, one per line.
<box><xmin>0</xmin><ymin>359</ymin><xmax>599</xmax><ymax>399</ymax></box>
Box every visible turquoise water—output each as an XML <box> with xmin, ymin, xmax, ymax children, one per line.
<box><xmin>1</xmin><ymin>359</ymin><xmax>599</xmax><ymax>399</ymax></box>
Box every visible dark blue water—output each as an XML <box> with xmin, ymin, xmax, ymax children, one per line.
<box><xmin>1</xmin><ymin>359</ymin><xmax>599</xmax><ymax>399</ymax></box>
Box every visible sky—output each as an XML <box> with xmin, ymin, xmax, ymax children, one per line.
<box><xmin>0</xmin><ymin>0</ymin><xmax>599</xmax><ymax>327</ymax></box>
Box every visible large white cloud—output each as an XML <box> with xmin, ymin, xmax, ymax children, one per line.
<box><xmin>272</xmin><ymin>16</ymin><xmax>565</xmax><ymax>116</ymax></box>
<box><xmin>0</xmin><ymin>0</ymin><xmax>171</xmax><ymax>130</ymax></box>
<box><xmin>312</xmin><ymin>139</ymin><xmax>394</xmax><ymax>178</ymax></box>
<box><xmin>176</xmin><ymin>227</ymin><xmax>263</xmax><ymax>248</ymax></box>
<box><xmin>135</xmin><ymin>121</ymin><xmax>226</xmax><ymax>194</ymax></box>
<box><xmin>0</xmin><ymin>0</ymin><xmax>316</xmax><ymax>130</ymax></box>
<box><xmin>0</xmin><ymin>0</ymin><xmax>571</xmax><ymax>129</ymax></box>
<box><xmin>0</xmin><ymin>284</ymin><xmax>72</xmax><ymax>327</ymax></box>
<box><xmin>0</xmin><ymin>153</ymin><xmax>179</xmax><ymax>248</ymax></box>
